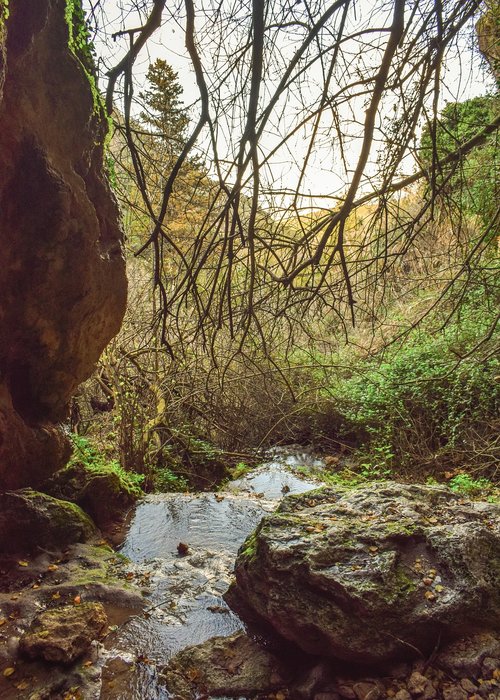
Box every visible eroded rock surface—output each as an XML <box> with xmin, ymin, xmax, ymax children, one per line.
<box><xmin>19</xmin><ymin>602</ymin><xmax>108</xmax><ymax>663</ymax></box>
<box><xmin>226</xmin><ymin>482</ymin><xmax>500</xmax><ymax>664</ymax></box>
<box><xmin>0</xmin><ymin>0</ymin><xmax>126</xmax><ymax>490</ymax></box>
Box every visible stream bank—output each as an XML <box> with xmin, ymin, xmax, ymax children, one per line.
<box><xmin>0</xmin><ymin>448</ymin><xmax>499</xmax><ymax>699</ymax></box>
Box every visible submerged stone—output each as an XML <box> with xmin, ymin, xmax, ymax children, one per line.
<box><xmin>226</xmin><ymin>482</ymin><xmax>500</xmax><ymax>664</ymax></box>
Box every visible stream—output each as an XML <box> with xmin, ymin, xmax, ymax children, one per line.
<box><xmin>101</xmin><ymin>448</ymin><xmax>325</xmax><ymax>699</ymax></box>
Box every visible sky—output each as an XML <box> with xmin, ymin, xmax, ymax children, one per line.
<box><xmin>87</xmin><ymin>0</ymin><xmax>495</xmax><ymax>210</ymax></box>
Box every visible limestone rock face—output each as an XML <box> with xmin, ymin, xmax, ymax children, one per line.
<box><xmin>0</xmin><ymin>0</ymin><xmax>127</xmax><ymax>489</ymax></box>
<box><xmin>226</xmin><ymin>482</ymin><xmax>500</xmax><ymax>664</ymax></box>
<box><xmin>20</xmin><ymin>602</ymin><xmax>108</xmax><ymax>663</ymax></box>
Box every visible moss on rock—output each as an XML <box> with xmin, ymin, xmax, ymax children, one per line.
<box><xmin>0</xmin><ymin>489</ymin><xmax>97</xmax><ymax>552</ymax></box>
<box><xmin>44</xmin><ymin>460</ymin><xmax>142</xmax><ymax>530</ymax></box>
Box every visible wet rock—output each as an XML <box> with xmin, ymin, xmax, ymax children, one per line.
<box><xmin>337</xmin><ymin>683</ymin><xmax>357</xmax><ymax>699</ymax></box>
<box><xmin>20</xmin><ymin>602</ymin><xmax>107</xmax><ymax>663</ymax></box>
<box><xmin>436</xmin><ymin>631</ymin><xmax>500</xmax><ymax>677</ymax></box>
<box><xmin>394</xmin><ymin>691</ymin><xmax>412</xmax><ymax>700</ymax></box>
<box><xmin>407</xmin><ymin>671</ymin><xmax>436</xmax><ymax>699</ymax></box>
<box><xmin>352</xmin><ymin>680</ymin><xmax>382</xmax><ymax>700</ymax></box>
<box><xmin>44</xmin><ymin>462</ymin><xmax>142</xmax><ymax>530</ymax></box>
<box><xmin>0</xmin><ymin>0</ymin><xmax>126</xmax><ymax>491</ymax></box>
<box><xmin>0</xmin><ymin>489</ymin><xmax>97</xmax><ymax>552</ymax></box>
<box><xmin>226</xmin><ymin>482</ymin><xmax>500</xmax><ymax>664</ymax></box>
<box><xmin>161</xmin><ymin>631</ymin><xmax>292</xmax><ymax>696</ymax></box>
<box><xmin>441</xmin><ymin>685</ymin><xmax>467</xmax><ymax>700</ymax></box>
<box><xmin>461</xmin><ymin>679</ymin><xmax>478</xmax><ymax>693</ymax></box>
<box><xmin>482</xmin><ymin>657</ymin><xmax>500</xmax><ymax>677</ymax></box>
<box><xmin>293</xmin><ymin>661</ymin><xmax>335</xmax><ymax>699</ymax></box>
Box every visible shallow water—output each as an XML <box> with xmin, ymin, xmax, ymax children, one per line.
<box><xmin>102</xmin><ymin>450</ymin><xmax>323</xmax><ymax>698</ymax></box>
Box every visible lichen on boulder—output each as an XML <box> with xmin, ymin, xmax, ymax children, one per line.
<box><xmin>225</xmin><ymin>482</ymin><xmax>500</xmax><ymax>664</ymax></box>
<box><xmin>0</xmin><ymin>0</ymin><xmax>126</xmax><ymax>491</ymax></box>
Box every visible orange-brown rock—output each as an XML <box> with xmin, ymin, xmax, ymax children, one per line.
<box><xmin>0</xmin><ymin>0</ymin><xmax>127</xmax><ymax>489</ymax></box>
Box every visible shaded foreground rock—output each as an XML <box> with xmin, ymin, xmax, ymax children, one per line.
<box><xmin>44</xmin><ymin>461</ymin><xmax>143</xmax><ymax>530</ymax></box>
<box><xmin>162</xmin><ymin>631</ymin><xmax>292</xmax><ymax>697</ymax></box>
<box><xmin>0</xmin><ymin>0</ymin><xmax>127</xmax><ymax>490</ymax></box>
<box><xmin>226</xmin><ymin>482</ymin><xmax>500</xmax><ymax>664</ymax></box>
<box><xmin>161</xmin><ymin>629</ymin><xmax>500</xmax><ymax>700</ymax></box>
<box><xmin>19</xmin><ymin>602</ymin><xmax>107</xmax><ymax>664</ymax></box>
<box><xmin>0</xmin><ymin>489</ymin><xmax>97</xmax><ymax>552</ymax></box>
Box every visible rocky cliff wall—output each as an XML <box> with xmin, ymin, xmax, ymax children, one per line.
<box><xmin>0</xmin><ymin>0</ymin><xmax>127</xmax><ymax>490</ymax></box>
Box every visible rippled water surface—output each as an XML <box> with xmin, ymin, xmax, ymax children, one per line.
<box><xmin>102</xmin><ymin>450</ymin><xmax>323</xmax><ymax>698</ymax></box>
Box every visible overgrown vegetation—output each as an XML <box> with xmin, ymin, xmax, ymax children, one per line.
<box><xmin>72</xmin><ymin>3</ymin><xmax>499</xmax><ymax>496</ymax></box>
<box><xmin>68</xmin><ymin>434</ymin><xmax>144</xmax><ymax>496</ymax></box>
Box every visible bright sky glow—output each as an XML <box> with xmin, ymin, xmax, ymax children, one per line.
<box><xmin>87</xmin><ymin>0</ymin><xmax>495</xmax><ymax>210</ymax></box>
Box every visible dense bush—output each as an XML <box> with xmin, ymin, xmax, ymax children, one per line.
<box><xmin>316</xmin><ymin>297</ymin><xmax>499</xmax><ymax>478</ymax></box>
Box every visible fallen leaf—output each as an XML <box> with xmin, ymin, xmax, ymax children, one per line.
<box><xmin>493</xmin><ymin>669</ymin><xmax>500</xmax><ymax>680</ymax></box>
<box><xmin>38</xmin><ymin>630</ymin><xmax>50</xmax><ymax>639</ymax></box>
<box><xmin>422</xmin><ymin>577</ymin><xmax>433</xmax><ymax>586</ymax></box>
<box><xmin>424</xmin><ymin>590</ymin><xmax>436</xmax><ymax>601</ymax></box>
<box><xmin>369</xmin><ymin>546</ymin><xmax>379</xmax><ymax>553</ymax></box>
<box><xmin>435</xmin><ymin>584</ymin><xmax>444</xmax><ymax>593</ymax></box>
<box><xmin>185</xmin><ymin>667</ymin><xmax>200</xmax><ymax>681</ymax></box>
<box><xmin>73</xmin><ymin>595</ymin><xmax>81</xmax><ymax>605</ymax></box>
<box><xmin>52</xmin><ymin>592</ymin><xmax>61</xmax><ymax>600</ymax></box>
<box><xmin>47</xmin><ymin>564</ymin><xmax>58</xmax><ymax>572</ymax></box>
<box><xmin>15</xmin><ymin>681</ymin><xmax>29</xmax><ymax>690</ymax></box>
<box><xmin>125</xmin><ymin>572</ymin><xmax>134</xmax><ymax>580</ymax></box>
<box><xmin>3</xmin><ymin>667</ymin><xmax>15</xmax><ymax>677</ymax></box>
<box><xmin>82</xmin><ymin>660</ymin><xmax>93</xmax><ymax>668</ymax></box>
<box><xmin>0</xmin><ymin>618</ymin><xmax>6</xmax><ymax>626</ymax></box>
<box><xmin>17</xmin><ymin>561</ymin><xmax>29</xmax><ymax>567</ymax></box>
<box><xmin>32</xmin><ymin>584</ymin><xmax>40</xmax><ymax>590</ymax></box>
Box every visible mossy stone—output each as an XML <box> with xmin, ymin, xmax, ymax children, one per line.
<box><xmin>0</xmin><ymin>489</ymin><xmax>97</xmax><ymax>552</ymax></box>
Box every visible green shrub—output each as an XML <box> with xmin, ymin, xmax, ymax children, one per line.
<box><xmin>69</xmin><ymin>434</ymin><xmax>144</xmax><ymax>493</ymax></box>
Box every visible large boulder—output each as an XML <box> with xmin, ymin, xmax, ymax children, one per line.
<box><xmin>0</xmin><ymin>489</ymin><xmax>98</xmax><ymax>552</ymax></box>
<box><xmin>0</xmin><ymin>0</ymin><xmax>126</xmax><ymax>490</ymax></box>
<box><xmin>226</xmin><ymin>482</ymin><xmax>500</xmax><ymax>665</ymax></box>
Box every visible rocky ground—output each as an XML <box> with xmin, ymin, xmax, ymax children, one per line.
<box><xmin>162</xmin><ymin>629</ymin><xmax>500</xmax><ymax>700</ymax></box>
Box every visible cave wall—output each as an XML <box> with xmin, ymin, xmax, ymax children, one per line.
<box><xmin>0</xmin><ymin>0</ymin><xmax>127</xmax><ymax>490</ymax></box>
